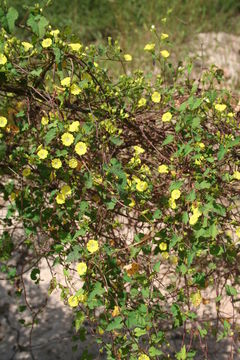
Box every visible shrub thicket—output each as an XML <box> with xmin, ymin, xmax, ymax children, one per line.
<box><xmin>0</xmin><ymin>3</ymin><xmax>240</xmax><ymax>359</ymax></box>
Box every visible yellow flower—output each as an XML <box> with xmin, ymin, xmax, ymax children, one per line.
<box><xmin>69</xmin><ymin>121</ymin><xmax>80</xmax><ymax>132</ymax></box>
<box><xmin>0</xmin><ymin>116</ymin><xmax>7</xmax><ymax>128</ymax></box>
<box><xmin>0</xmin><ymin>54</ymin><xmax>7</xmax><ymax>65</ymax></box>
<box><xmin>68</xmin><ymin>158</ymin><xmax>78</xmax><ymax>168</ymax></box>
<box><xmin>236</xmin><ymin>228</ymin><xmax>240</xmax><ymax>238</ymax></box>
<box><xmin>41</xmin><ymin>116</ymin><xmax>49</xmax><ymax>126</ymax></box>
<box><xmin>140</xmin><ymin>164</ymin><xmax>151</xmax><ymax>175</ymax></box>
<box><xmin>160</xmin><ymin>50</ymin><xmax>170</xmax><ymax>58</ymax></box>
<box><xmin>215</xmin><ymin>104</ymin><xmax>226</xmax><ymax>112</ymax></box>
<box><xmin>68</xmin><ymin>43</ymin><xmax>82</xmax><ymax>51</ymax></box>
<box><xmin>170</xmin><ymin>255</ymin><xmax>178</xmax><ymax>265</ymax></box>
<box><xmin>161</xmin><ymin>33</ymin><xmax>169</xmax><ymax>40</ymax></box>
<box><xmin>61</xmin><ymin>185</ymin><xmax>71</xmax><ymax>196</ymax></box>
<box><xmin>10</xmin><ymin>192</ymin><xmax>16</xmax><ymax>201</ymax></box>
<box><xmin>37</xmin><ymin>148</ymin><xmax>48</xmax><ymax>159</ymax></box>
<box><xmin>75</xmin><ymin>141</ymin><xmax>87</xmax><ymax>156</ymax></box>
<box><xmin>124</xmin><ymin>54</ymin><xmax>132</xmax><ymax>61</ymax></box>
<box><xmin>22</xmin><ymin>168</ymin><xmax>31</xmax><ymax>177</ymax></box>
<box><xmin>76</xmin><ymin>262</ymin><xmax>87</xmax><ymax>276</ymax></box>
<box><xmin>227</xmin><ymin>112</ymin><xmax>234</xmax><ymax>118</ymax></box>
<box><xmin>151</xmin><ymin>91</ymin><xmax>161</xmax><ymax>103</ymax></box>
<box><xmin>112</xmin><ymin>306</ymin><xmax>120</xmax><ymax>317</ymax></box>
<box><xmin>70</xmin><ymin>84</ymin><xmax>81</xmax><ymax>95</ymax></box>
<box><xmin>78</xmin><ymin>293</ymin><xmax>87</xmax><ymax>303</ymax></box>
<box><xmin>61</xmin><ymin>132</ymin><xmax>74</xmax><ymax>146</ymax></box>
<box><xmin>87</xmin><ymin>239</ymin><xmax>99</xmax><ymax>253</ymax></box>
<box><xmin>189</xmin><ymin>214</ymin><xmax>199</xmax><ymax>226</ymax></box>
<box><xmin>169</xmin><ymin>198</ymin><xmax>177</xmax><ymax>209</ymax></box>
<box><xmin>61</xmin><ymin>77</ymin><xmax>71</xmax><ymax>87</ymax></box>
<box><xmin>93</xmin><ymin>175</ymin><xmax>103</xmax><ymax>185</ymax></box>
<box><xmin>138</xmin><ymin>98</ymin><xmax>147</xmax><ymax>107</ymax></box>
<box><xmin>192</xmin><ymin>207</ymin><xmax>202</xmax><ymax>217</ymax></box>
<box><xmin>68</xmin><ymin>295</ymin><xmax>78</xmax><ymax>307</ymax></box>
<box><xmin>159</xmin><ymin>242</ymin><xmax>167</xmax><ymax>251</ymax></box>
<box><xmin>129</xmin><ymin>198</ymin><xmax>135</xmax><ymax>207</ymax></box>
<box><xmin>50</xmin><ymin>29</ymin><xmax>60</xmax><ymax>37</ymax></box>
<box><xmin>56</xmin><ymin>193</ymin><xmax>65</xmax><ymax>204</ymax></box>
<box><xmin>136</xmin><ymin>180</ymin><xmax>148</xmax><ymax>192</ymax></box>
<box><xmin>171</xmin><ymin>189</ymin><xmax>181</xmax><ymax>200</ymax></box>
<box><xmin>162</xmin><ymin>251</ymin><xmax>169</xmax><ymax>259</ymax></box>
<box><xmin>233</xmin><ymin>171</ymin><xmax>240</xmax><ymax>180</ymax></box>
<box><xmin>195</xmin><ymin>159</ymin><xmax>201</xmax><ymax>165</ymax></box>
<box><xmin>41</xmin><ymin>38</ymin><xmax>52</xmax><ymax>48</ymax></box>
<box><xmin>198</xmin><ymin>142</ymin><xmax>205</xmax><ymax>149</ymax></box>
<box><xmin>144</xmin><ymin>43</ymin><xmax>155</xmax><ymax>51</ymax></box>
<box><xmin>138</xmin><ymin>354</ymin><xmax>150</xmax><ymax>360</ymax></box>
<box><xmin>133</xmin><ymin>145</ymin><xmax>145</xmax><ymax>155</ymax></box>
<box><xmin>22</xmin><ymin>42</ymin><xmax>33</xmax><ymax>51</ymax></box>
<box><xmin>51</xmin><ymin>158</ymin><xmax>62</xmax><ymax>169</ymax></box>
<box><xmin>162</xmin><ymin>111</ymin><xmax>172</xmax><ymax>122</ymax></box>
<box><xmin>190</xmin><ymin>291</ymin><xmax>202</xmax><ymax>307</ymax></box>
<box><xmin>158</xmin><ymin>164</ymin><xmax>169</xmax><ymax>174</ymax></box>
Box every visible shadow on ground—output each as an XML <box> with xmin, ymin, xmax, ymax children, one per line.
<box><xmin>0</xmin><ymin>274</ymin><xmax>105</xmax><ymax>360</ymax></box>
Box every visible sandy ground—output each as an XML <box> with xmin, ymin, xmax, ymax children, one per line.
<box><xmin>0</xmin><ymin>257</ymin><xmax>106</xmax><ymax>360</ymax></box>
<box><xmin>191</xmin><ymin>32</ymin><xmax>240</xmax><ymax>90</ymax></box>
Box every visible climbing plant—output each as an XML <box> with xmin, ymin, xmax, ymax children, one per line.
<box><xmin>0</xmin><ymin>2</ymin><xmax>240</xmax><ymax>359</ymax></box>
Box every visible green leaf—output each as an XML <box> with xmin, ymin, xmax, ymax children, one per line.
<box><xmin>106</xmin><ymin>316</ymin><xmax>123</xmax><ymax>331</ymax></box>
<box><xmin>191</xmin><ymin>98</ymin><xmax>202</xmax><ymax>110</ymax></box>
<box><xmin>176</xmin><ymin>345</ymin><xmax>187</xmax><ymax>360</ymax></box>
<box><xmin>169</xmin><ymin>234</ymin><xmax>181</xmax><ymax>249</ymax></box>
<box><xmin>179</xmin><ymin>101</ymin><xmax>188</xmax><ymax>112</ymax></box>
<box><xmin>186</xmin><ymin>190</ymin><xmax>196</xmax><ymax>202</ymax></box>
<box><xmin>213</xmin><ymin>203</ymin><xmax>226</xmax><ymax>216</ymax></box>
<box><xmin>27</xmin><ymin>15</ymin><xmax>49</xmax><ymax>38</ymax></box>
<box><xmin>197</xmin><ymin>325</ymin><xmax>208</xmax><ymax>338</ymax></box>
<box><xmin>191</xmin><ymin>117</ymin><xmax>201</xmax><ymax>129</ymax></box>
<box><xmin>44</xmin><ymin>128</ymin><xmax>57</xmax><ymax>145</ymax></box>
<box><xmin>30</xmin><ymin>268</ymin><xmax>40</xmax><ymax>281</ymax></box>
<box><xmin>162</xmin><ymin>135</ymin><xmax>174</xmax><ymax>146</ymax></box>
<box><xmin>207</xmin><ymin>223</ymin><xmax>218</xmax><ymax>239</ymax></box>
<box><xmin>187</xmin><ymin>250</ymin><xmax>195</xmax><ymax>267</ymax></box>
<box><xmin>153</xmin><ymin>261</ymin><xmax>160</xmax><ymax>272</ymax></box>
<box><xmin>188</xmin><ymin>96</ymin><xmax>202</xmax><ymax>110</ymax></box>
<box><xmin>153</xmin><ymin>209</ymin><xmax>162</xmax><ymax>219</ymax></box>
<box><xmin>195</xmin><ymin>181</ymin><xmax>211</xmax><ymax>190</ymax></box>
<box><xmin>0</xmin><ymin>141</ymin><xmax>6</xmax><ymax>159</ymax></box>
<box><xmin>226</xmin><ymin>285</ymin><xmax>238</xmax><ymax>297</ymax></box>
<box><xmin>6</xmin><ymin>7</ymin><xmax>18</xmax><ymax>33</ymax></box>
<box><xmin>106</xmin><ymin>198</ymin><xmax>117</xmax><ymax>210</ymax></box>
<box><xmin>31</xmin><ymin>68</ymin><xmax>42</xmax><ymax>77</ymax></box>
<box><xmin>182</xmin><ymin>212</ymin><xmax>189</xmax><ymax>225</ymax></box>
<box><xmin>37</xmin><ymin>16</ymin><xmax>49</xmax><ymax>37</ymax></box>
<box><xmin>75</xmin><ymin>311</ymin><xmax>85</xmax><ymax>332</ymax></box>
<box><xmin>227</xmin><ymin>136</ymin><xmax>240</xmax><ymax>148</ymax></box>
<box><xmin>53</xmin><ymin>47</ymin><xmax>61</xmax><ymax>64</ymax></box>
<box><xmin>110</xmin><ymin>135</ymin><xmax>123</xmax><ymax>146</ymax></box>
<box><xmin>83</xmin><ymin>172</ymin><xmax>92</xmax><ymax>189</ymax></box>
<box><xmin>149</xmin><ymin>346</ymin><xmax>163</xmax><ymax>356</ymax></box>
<box><xmin>169</xmin><ymin>181</ymin><xmax>183</xmax><ymax>192</ymax></box>
<box><xmin>7</xmin><ymin>267</ymin><xmax>17</xmax><ymax>279</ymax></box>
<box><xmin>134</xmin><ymin>327</ymin><xmax>147</xmax><ymax>337</ymax></box>
<box><xmin>217</xmin><ymin>144</ymin><xmax>226</xmax><ymax>161</ymax></box>
<box><xmin>179</xmin><ymin>263</ymin><xmax>187</xmax><ymax>275</ymax></box>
